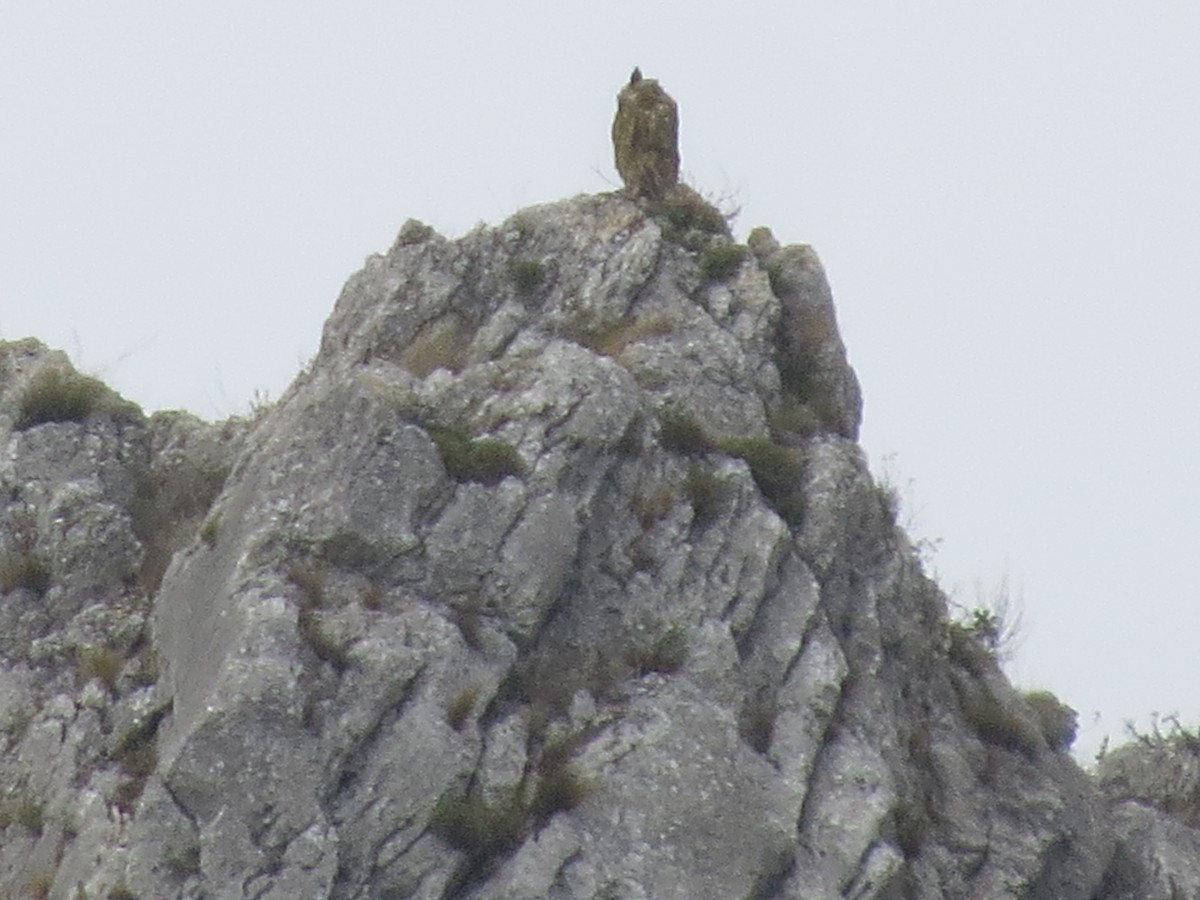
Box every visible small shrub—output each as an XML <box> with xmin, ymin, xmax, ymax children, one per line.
<box><xmin>15</xmin><ymin>365</ymin><xmax>108</xmax><ymax>429</ymax></box>
<box><xmin>0</xmin><ymin>790</ymin><xmax>45</xmax><ymax>835</ymax></box>
<box><xmin>717</xmin><ymin>436</ymin><xmax>805</xmax><ymax>524</ymax></box>
<box><xmin>508</xmin><ymin>259</ymin><xmax>545</xmax><ymax>295</ymax></box>
<box><xmin>684</xmin><ymin>464</ymin><xmax>725</xmax><ymax>526</ymax></box>
<box><xmin>199</xmin><ymin>514</ymin><xmax>220</xmax><ymax>548</ymax></box>
<box><xmin>529</xmin><ymin>761</ymin><xmax>590</xmax><ymax>826</ymax></box>
<box><xmin>78</xmin><ymin>645</ymin><xmax>125</xmax><ymax>694</ymax></box>
<box><xmin>401</xmin><ymin>320</ymin><xmax>468</xmax><ymax>377</ymax></box>
<box><xmin>954</xmin><ymin>680</ymin><xmax>1041</xmax><ymax>758</ymax></box>
<box><xmin>128</xmin><ymin>459</ymin><xmax>228</xmax><ymax>594</ymax></box>
<box><xmin>0</xmin><ymin>551</ymin><xmax>51</xmax><ymax>596</ymax></box>
<box><xmin>572</xmin><ymin>315</ymin><xmax>674</xmax><ymax>359</ymax></box>
<box><xmin>629</xmin><ymin>625</ymin><xmax>689</xmax><ymax>676</ymax></box>
<box><xmin>130</xmin><ymin>645</ymin><xmax>160</xmax><ymax>688</ymax></box>
<box><xmin>1023</xmin><ymin>689</ymin><xmax>1077</xmax><ymax>751</ymax></box>
<box><xmin>948</xmin><ymin>583</ymin><xmax>1023</xmax><ymax>669</ymax></box>
<box><xmin>428</xmin><ymin>426</ymin><xmax>524</xmax><ymax>486</ymax></box>
<box><xmin>164</xmin><ymin>840</ymin><xmax>202</xmax><ymax>877</ymax></box>
<box><xmin>657</xmin><ymin>408</ymin><xmax>711</xmax><ymax>455</ymax></box>
<box><xmin>698</xmin><ymin>243</ymin><xmax>748</xmax><ymax>282</ymax></box>
<box><xmin>767</xmin><ymin>396</ymin><xmax>824</xmax><ymax>441</ymax></box>
<box><xmin>429</xmin><ymin>784</ymin><xmax>526</xmax><ymax>860</ymax></box>
<box><xmin>652</xmin><ymin>185</ymin><xmax>730</xmax><ymax>246</ymax></box>
<box><xmin>445</xmin><ymin>685</ymin><xmax>480</xmax><ymax>732</ymax></box>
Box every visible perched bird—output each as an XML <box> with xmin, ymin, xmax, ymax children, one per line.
<box><xmin>612</xmin><ymin>68</ymin><xmax>679</xmax><ymax>200</ymax></box>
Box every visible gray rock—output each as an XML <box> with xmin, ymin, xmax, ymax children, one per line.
<box><xmin>0</xmin><ymin>194</ymin><xmax>1183</xmax><ymax>898</ymax></box>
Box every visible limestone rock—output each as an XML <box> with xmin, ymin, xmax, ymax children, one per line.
<box><xmin>0</xmin><ymin>194</ymin><xmax>1183</xmax><ymax>898</ymax></box>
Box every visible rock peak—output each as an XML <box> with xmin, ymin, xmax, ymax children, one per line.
<box><xmin>0</xmin><ymin>193</ymin><xmax>1188</xmax><ymax>897</ymax></box>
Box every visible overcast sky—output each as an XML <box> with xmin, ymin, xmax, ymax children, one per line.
<box><xmin>3</xmin><ymin>3</ymin><xmax>1197</xmax><ymax>760</ymax></box>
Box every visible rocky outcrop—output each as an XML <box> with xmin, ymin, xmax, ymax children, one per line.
<box><xmin>0</xmin><ymin>192</ymin><xmax>1191</xmax><ymax>898</ymax></box>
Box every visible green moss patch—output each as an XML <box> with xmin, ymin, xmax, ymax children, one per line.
<box><xmin>429</xmin><ymin>427</ymin><xmax>525</xmax><ymax>486</ymax></box>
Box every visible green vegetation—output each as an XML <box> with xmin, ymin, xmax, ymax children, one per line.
<box><xmin>401</xmin><ymin>319</ymin><xmax>468</xmax><ymax>377</ymax></box>
<box><xmin>767</xmin><ymin>396</ymin><xmax>824</xmax><ymax>442</ymax></box>
<box><xmin>289</xmin><ymin>560</ymin><xmax>350</xmax><ymax>670</ymax></box>
<box><xmin>0</xmin><ymin>550</ymin><xmax>51</xmax><ymax>597</ymax></box>
<box><xmin>431</xmin><ymin>732</ymin><xmax>592</xmax><ymax>888</ymax></box>
<box><xmin>16</xmin><ymin>365</ymin><xmax>108</xmax><ymax>429</ymax></box>
<box><xmin>110</xmin><ymin>708</ymin><xmax>166</xmax><ymax>816</ymax></box>
<box><xmin>0</xmin><ymin>788</ymin><xmax>45</xmax><ymax>835</ymax></box>
<box><xmin>628</xmin><ymin>624</ymin><xmax>689</xmax><ymax>676</ymax></box>
<box><xmin>954</xmin><ymin>680</ymin><xmax>1042</xmax><ymax>758</ymax></box>
<box><xmin>566</xmin><ymin>314</ymin><xmax>674</xmax><ymax>359</ymax></box>
<box><xmin>764</xmin><ymin>259</ymin><xmax>799</xmax><ymax>298</ymax></box>
<box><xmin>128</xmin><ymin>458</ymin><xmax>229</xmax><ymax>594</ymax></box>
<box><xmin>1023</xmin><ymin>689</ymin><xmax>1077</xmax><ymax>751</ymax></box>
<box><xmin>163</xmin><ymin>839</ymin><xmax>203</xmax><ymax>877</ymax></box>
<box><xmin>14</xmin><ymin>364</ymin><xmax>143</xmax><ymax>430</ymax></box>
<box><xmin>651</xmin><ymin>185</ymin><xmax>730</xmax><ymax>248</ymax></box>
<box><xmin>716</xmin><ymin>436</ymin><xmax>806</xmax><ymax>524</ymax></box>
<box><xmin>77</xmin><ymin>645</ymin><xmax>125</xmax><ymax>694</ymax></box>
<box><xmin>947</xmin><ymin>582</ymin><xmax>1023</xmax><ymax>672</ymax></box>
<box><xmin>508</xmin><ymin>259</ymin><xmax>546</xmax><ymax>295</ymax></box>
<box><xmin>199</xmin><ymin>514</ymin><xmax>220</xmax><ymax>548</ymax></box>
<box><xmin>684</xmin><ymin>465</ymin><xmax>725</xmax><ymax>527</ymax></box>
<box><xmin>431</xmin><ymin>782</ymin><xmax>526</xmax><ymax>859</ymax></box>
<box><xmin>699</xmin><ymin>243</ymin><xmax>748</xmax><ymax>282</ymax></box>
<box><xmin>428</xmin><ymin>426</ymin><xmax>525</xmax><ymax>486</ymax></box>
<box><xmin>657</xmin><ymin>408</ymin><xmax>711</xmax><ymax>455</ymax></box>
<box><xmin>654</xmin><ymin>410</ymin><xmax>806</xmax><ymax>524</ymax></box>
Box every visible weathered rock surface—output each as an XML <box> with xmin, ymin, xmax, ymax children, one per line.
<box><xmin>0</xmin><ymin>192</ymin><xmax>1193</xmax><ymax>898</ymax></box>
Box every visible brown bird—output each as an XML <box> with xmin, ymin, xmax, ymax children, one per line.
<box><xmin>611</xmin><ymin>68</ymin><xmax>679</xmax><ymax>200</ymax></box>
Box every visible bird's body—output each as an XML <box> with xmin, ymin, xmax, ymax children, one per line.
<box><xmin>612</xmin><ymin>68</ymin><xmax>679</xmax><ymax>200</ymax></box>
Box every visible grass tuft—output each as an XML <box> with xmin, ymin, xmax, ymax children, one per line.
<box><xmin>508</xmin><ymin>259</ymin><xmax>546</xmax><ymax>295</ymax></box>
<box><xmin>657</xmin><ymin>408</ymin><xmax>711</xmax><ymax>455</ymax></box>
<box><xmin>684</xmin><ymin>465</ymin><xmax>725</xmax><ymax>526</ymax></box>
<box><xmin>629</xmin><ymin>625</ymin><xmax>689</xmax><ymax>676</ymax></box>
<box><xmin>15</xmin><ymin>366</ymin><xmax>108</xmax><ymax>429</ymax></box>
<box><xmin>77</xmin><ymin>645</ymin><xmax>125</xmax><ymax>694</ymax></box>
<box><xmin>698</xmin><ymin>243</ymin><xmax>748</xmax><ymax>282</ymax></box>
<box><xmin>716</xmin><ymin>436</ymin><xmax>806</xmax><ymax>524</ymax></box>
<box><xmin>0</xmin><ymin>551</ymin><xmax>51</xmax><ymax>597</ymax></box>
<box><xmin>429</xmin><ymin>426</ymin><xmax>524</xmax><ymax>486</ymax></box>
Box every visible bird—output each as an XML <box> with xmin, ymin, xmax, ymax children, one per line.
<box><xmin>611</xmin><ymin>68</ymin><xmax>679</xmax><ymax>201</ymax></box>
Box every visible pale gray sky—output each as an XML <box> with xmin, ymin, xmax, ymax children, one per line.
<box><xmin>3</xmin><ymin>3</ymin><xmax>1198</xmax><ymax>760</ymax></box>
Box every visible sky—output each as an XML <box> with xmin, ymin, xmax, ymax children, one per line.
<box><xmin>2</xmin><ymin>2</ymin><xmax>1198</xmax><ymax>761</ymax></box>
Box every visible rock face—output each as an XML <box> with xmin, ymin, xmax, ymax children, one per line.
<box><xmin>0</xmin><ymin>191</ymin><xmax>1193</xmax><ymax>898</ymax></box>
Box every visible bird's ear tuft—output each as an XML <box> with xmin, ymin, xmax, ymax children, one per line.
<box><xmin>630</xmin><ymin>67</ymin><xmax>643</xmax><ymax>85</ymax></box>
